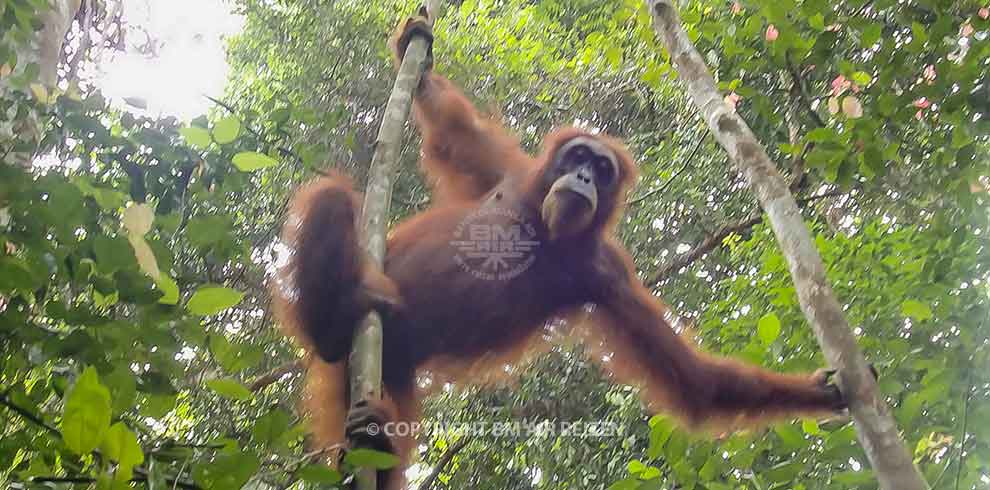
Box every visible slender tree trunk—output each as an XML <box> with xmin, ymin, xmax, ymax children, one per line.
<box><xmin>1</xmin><ymin>0</ymin><xmax>81</xmax><ymax>166</ymax></box>
<box><xmin>643</xmin><ymin>2</ymin><xmax>929</xmax><ymax>490</ymax></box>
<box><xmin>349</xmin><ymin>2</ymin><xmax>441</xmax><ymax>489</ymax></box>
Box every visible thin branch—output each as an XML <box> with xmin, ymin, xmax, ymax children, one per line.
<box><xmin>627</xmin><ymin>135</ymin><xmax>705</xmax><ymax>206</ymax></box>
<box><xmin>650</xmin><ymin>212</ymin><xmax>762</xmax><ymax>286</ymax></box>
<box><xmin>417</xmin><ymin>438</ymin><xmax>471</xmax><ymax>490</ymax></box>
<box><xmin>649</xmin><ymin>190</ymin><xmax>845</xmax><ymax>285</ymax></box>
<box><xmin>784</xmin><ymin>53</ymin><xmax>826</xmax><ymax>128</ymax></box>
<box><xmin>249</xmin><ymin>360</ymin><xmax>304</xmax><ymax>392</ymax></box>
<box><xmin>0</xmin><ymin>390</ymin><xmax>62</xmax><ymax>437</ymax></box>
<box><xmin>29</xmin><ymin>475</ymin><xmax>200</xmax><ymax>490</ymax></box>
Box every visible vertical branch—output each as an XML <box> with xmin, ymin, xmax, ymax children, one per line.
<box><xmin>643</xmin><ymin>2</ymin><xmax>928</xmax><ymax>490</ymax></box>
<box><xmin>349</xmin><ymin>2</ymin><xmax>442</xmax><ymax>489</ymax></box>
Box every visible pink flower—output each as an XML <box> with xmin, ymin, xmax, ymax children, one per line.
<box><xmin>766</xmin><ymin>24</ymin><xmax>779</xmax><ymax>41</ymax></box>
<box><xmin>913</xmin><ymin>97</ymin><xmax>931</xmax><ymax>109</ymax></box>
<box><xmin>961</xmin><ymin>23</ymin><xmax>974</xmax><ymax>37</ymax></box>
<box><xmin>724</xmin><ymin>92</ymin><xmax>741</xmax><ymax>109</ymax></box>
<box><xmin>915</xmin><ymin>109</ymin><xmax>924</xmax><ymax>120</ymax></box>
<box><xmin>979</xmin><ymin>7</ymin><xmax>989</xmax><ymax>19</ymax></box>
<box><xmin>831</xmin><ymin>75</ymin><xmax>850</xmax><ymax>96</ymax></box>
<box><xmin>731</xmin><ymin>1</ymin><xmax>742</xmax><ymax>14</ymax></box>
<box><xmin>923</xmin><ymin>65</ymin><xmax>936</xmax><ymax>83</ymax></box>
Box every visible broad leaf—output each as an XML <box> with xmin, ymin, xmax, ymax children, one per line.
<box><xmin>187</xmin><ymin>286</ymin><xmax>244</xmax><ymax>315</ymax></box>
<box><xmin>62</xmin><ymin>367</ymin><xmax>112</xmax><ymax>455</ymax></box>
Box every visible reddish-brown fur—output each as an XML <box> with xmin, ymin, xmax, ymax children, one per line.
<box><xmin>272</xmin><ymin>15</ymin><xmax>845</xmax><ymax>490</ymax></box>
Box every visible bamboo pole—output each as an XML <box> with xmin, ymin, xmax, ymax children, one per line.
<box><xmin>349</xmin><ymin>2</ymin><xmax>441</xmax><ymax>489</ymax></box>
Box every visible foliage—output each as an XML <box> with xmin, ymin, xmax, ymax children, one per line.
<box><xmin>1</xmin><ymin>0</ymin><xmax>987</xmax><ymax>489</ymax></box>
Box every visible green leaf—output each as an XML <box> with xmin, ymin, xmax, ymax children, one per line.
<box><xmin>910</xmin><ymin>22</ymin><xmax>927</xmax><ymax>44</ymax></box>
<box><xmin>607</xmin><ymin>478</ymin><xmax>640</xmax><ymax>490</ymax></box>
<box><xmin>193</xmin><ymin>450</ymin><xmax>260</xmax><ymax>490</ymax></box>
<box><xmin>900</xmin><ymin>300</ymin><xmax>932</xmax><ymax>321</ymax></box>
<box><xmin>757</xmin><ymin>313</ymin><xmax>781</xmax><ymax>344</ymax></box>
<box><xmin>185</xmin><ymin>214</ymin><xmax>232</xmax><ymax>248</ymax></box>
<box><xmin>647</xmin><ymin>416</ymin><xmax>675</xmax><ymax>459</ymax></box>
<box><xmin>344</xmin><ymin>448</ymin><xmax>401</xmax><ymax>469</ymax></box>
<box><xmin>179</xmin><ymin>126</ymin><xmax>211</xmax><ymax>149</ymax></box>
<box><xmin>212</xmin><ymin>117</ymin><xmax>241</xmax><ymax>144</ymax></box>
<box><xmin>860</xmin><ymin>23</ymin><xmax>882</xmax><ymax>46</ymax></box>
<box><xmin>801</xmin><ymin>419</ymin><xmax>821</xmax><ymax>435</ymax></box>
<box><xmin>833</xmin><ymin>470</ymin><xmax>875</xmax><ymax>486</ymax></box>
<box><xmin>296</xmin><ymin>464</ymin><xmax>343</xmax><ymax>485</ymax></box>
<box><xmin>155</xmin><ymin>274</ymin><xmax>180</xmax><ymax>305</ymax></box>
<box><xmin>805</xmin><ymin>127</ymin><xmax>836</xmax><ymax>143</ymax></box>
<box><xmin>774</xmin><ymin>423</ymin><xmax>807</xmax><ymax>450</ymax></box>
<box><xmin>93</xmin><ymin>235</ymin><xmax>137</xmax><ymax>274</ymax></box>
<box><xmin>231</xmin><ymin>151</ymin><xmax>278</xmax><ymax>172</ymax></box>
<box><xmin>808</xmin><ymin>13</ymin><xmax>824</xmax><ymax>31</ymax></box>
<box><xmin>186</xmin><ymin>286</ymin><xmax>244</xmax><ymax>315</ymax></box>
<box><xmin>0</xmin><ymin>256</ymin><xmax>37</xmax><ymax>291</ymax></box>
<box><xmin>100</xmin><ymin>422</ymin><xmax>145</xmax><ymax>481</ymax></box>
<box><xmin>253</xmin><ymin>408</ymin><xmax>291</xmax><ymax>446</ymax></box>
<box><xmin>105</xmin><ymin>365</ymin><xmax>137</xmax><ymax>417</ymax></box>
<box><xmin>851</xmin><ymin>71</ymin><xmax>872</xmax><ymax>86</ymax></box>
<box><xmin>62</xmin><ymin>366</ymin><xmax>112</xmax><ymax>455</ymax></box>
<box><xmin>205</xmin><ymin>379</ymin><xmax>253</xmax><ymax>401</ymax></box>
<box><xmin>209</xmin><ymin>335</ymin><xmax>264</xmax><ymax>373</ymax></box>
<box><xmin>604</xmin><ymin>46</ymin><xmax>623</xmax><ymax>69</ymax></box>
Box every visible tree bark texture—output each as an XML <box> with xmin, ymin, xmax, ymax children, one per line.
<box><xmin>644</xmin><ymin>2</ymin><xmax>929</xmax><ymax>490</ymax></box>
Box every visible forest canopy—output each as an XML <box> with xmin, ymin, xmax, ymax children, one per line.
<box><xmin>0</xmin><ymin>0</ymin><xmax>988</xmax><ymax>489</ymax></box>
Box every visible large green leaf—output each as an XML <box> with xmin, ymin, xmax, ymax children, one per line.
<box><xmin>231</xmin><ymin>151</ymin><xmax>278</xmax><ymax>171</ymax></box>
<box><xmin>179</xmin><ymin>126</ymin><xmax>211</xmax><ymax>149</ymax></box>
<box><xmin>100</xmin><ymin>422</ymin><xmax>145</xmax><ymax>481</ymax></box>
<box><xmin>62</xmin><ymin>367</ymin><xmax>112</xmax><ymax>455</ymax></box>
<box><xmin>186</xmin><ymin>285</ymin><xmax>244</xmax><ymax>315</ymax></box>
<box><xmin>212</xmin><ymin>116</ymin><xmax>241</xmax><ymax>144</ymax></box>
<box><xmin>205</xmin><ymin>379</ymin><xmax>253</xmax><ymax>401</ymax></box>
<box><xmin>757</xmin><ymin>313</ymin><xmax>781</xmax><ymax>344</ymax></box>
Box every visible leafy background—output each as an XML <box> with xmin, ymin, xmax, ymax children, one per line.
<box><xmin>1</xmin><ymin>0</ymin><xmax>988</xmax><ymax>489</ymax></box>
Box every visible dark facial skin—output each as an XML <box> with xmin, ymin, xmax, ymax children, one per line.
<box><xmin>540</xmin><ymin>136</ymin><xmax>620</xmax><ymax>239</ymax></box>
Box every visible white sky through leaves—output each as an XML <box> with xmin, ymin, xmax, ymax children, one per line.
<box><xmin>96</xmin><ymin>0</ymin><xmax>244</xmax><ymax>120</ymax></box>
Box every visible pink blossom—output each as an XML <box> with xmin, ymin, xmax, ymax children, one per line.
<box><xmin>724</xmin><ymin>92</ymin><xmax>741</xmax><ymax>109</ymax></box>
<box><xmin>961</xmin><ymin>23</ymin><xmax>974</xmax><ymax>37</ymax></box>
<box><xmin>913</xmin><ymin>97</ymin><xmax>931</xmax><ymax>109</ymax></box>
<box><xmin>831</xmin><ymin>75</ymin><xmax>850</xmax><ymax>96</ymax></box>
<box><xmin>766</xmin><ymin>24</ymin><xmax>779</xmax><ymax>41</ymax></box>
<box><xmin>731</xmin><ymin>2</ymin><xmax>742</xmax><ymax>14</ymax></box>
<box><xmin>979</xmin><ymin>7</ymin><xmax>989</xmax><ymax>19</ymax></box>
<box><xmin>923</xmin><ymin>65</ymin><xmax>936</xmax><ymax>82</ymax></box>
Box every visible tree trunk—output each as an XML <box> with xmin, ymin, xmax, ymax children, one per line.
<box><xmin>643</xmin><ymin>2</ymin><xmax>929</xmax><ymax>490</ymax></box>
<box><xmin>1</xmin><ymin>0</ymin><xmax>81</xmax><ymax>166</ymax></box>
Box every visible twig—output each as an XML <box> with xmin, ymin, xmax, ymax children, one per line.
<box><xmin>417</xmin><ymin>438</ymin><xmax>471</xmax><ymax>490</ymax></box>
<box><xmin>0</xmin><ymin>390</ymin><xmax>62</xmax><ymax>437</ymax></box>
<box><xmin>649</xmin><ymin>189</ymin><xmax>845</xmax><ymax>285</ymax></box>
<box><xmin>784</xmin><ymin>53</ymin><xmax>826</xmax><ymax>128</ymax></box>
<box><xmin>649</xmin><ymin>212</ymin><xmax>762</xmax><ymax>286</ymax></box>
<box><xmin>627</xmin><ymin>135</ymin><xmax>705</xmax><ymax>206</ymax></box>
<box><xmin>249</xmin><ymin>360</ymin><xmax>304</xmax><ymax>392</ymax></box>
